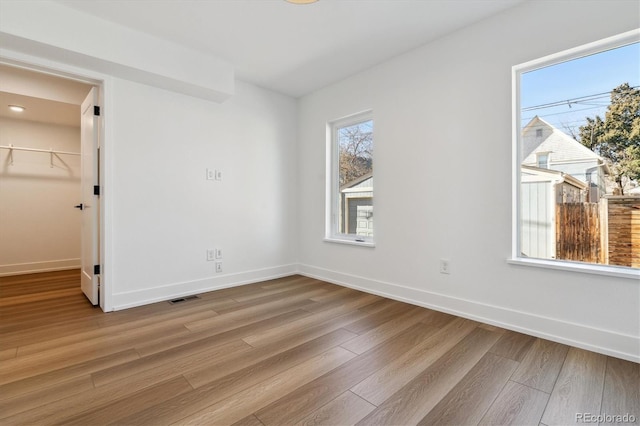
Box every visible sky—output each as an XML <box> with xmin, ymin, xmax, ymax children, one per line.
<box><xmin>520</xmin><ymin>41</ymin><xmax>640</xmax><ymax>137</ymax></box>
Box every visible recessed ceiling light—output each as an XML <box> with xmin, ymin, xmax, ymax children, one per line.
<box><xmin>285</xmin><ymin>0</ymin><xmax>318</xmax><ymax>4</ymax></box>
<box><xmin>8</xmin><ymin>105</ymin><xmax>25</xmax><ymax>113</ymax></box>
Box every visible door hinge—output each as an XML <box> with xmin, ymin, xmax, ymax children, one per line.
<box><xmin>94</xmin><ymin>185</ymin><xmax>100</xmax><ymax>196</ymax></box>
<box><xmin>94</xmin><ymin>106</ymin><xmax>101</xmax><ymax>116</ymax></box>
<box><xmin>94</xmin><ymin>264</ymin><xmax>101</xmax><ymax>275</ymax></box>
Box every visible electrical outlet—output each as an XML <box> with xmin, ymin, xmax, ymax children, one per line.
<box><xmin>215</xmin><ymin>262</ymin><xmax>223</xmax><ymax>273</ymax></box>
<box><xmin>206</xmin><ymin>168</ymin><xmax>215</xmax><ymax>180</ymax></box>
<box><xmin>207</xmin><ymin>249</ymin><xmax>215</xmax><ymax>261</ymax></box>
<box><xmin>215</xmin><ymin>248</ymin><xmax>223</xmax><ymax>259</ymax></box>
<box><xmin>215</xmin><ymin>169</ymin><xmax>223</xmax><ymax>181</ymax></box>
<box><xmin>440</xmin><ymin>258</ymin><xmax>451</xmax><ymax>274</ymax></box>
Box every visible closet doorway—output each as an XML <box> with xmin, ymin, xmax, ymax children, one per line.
<box><xmin>0</xmin><ymin>63</ymin><xmax>101</xmax><ymax>306</ymax></box>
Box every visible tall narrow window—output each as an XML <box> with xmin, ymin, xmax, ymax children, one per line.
<box><xmin>327</xmin><ymin>112</ymin><xmax>374</xmax><ymax>244</ymax></box>
<box><xmin>513</xmin><ymin>31</ymin><xmax>639</xmax><ymax>276</ymax></box>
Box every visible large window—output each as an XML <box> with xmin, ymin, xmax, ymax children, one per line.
<box><xmin>327</xmin><ymin>112</ymin><xmax>374</xmax><ymax>245</ymax></box>
<box><xmin>512</xmin><ymin>30</ymin><xmax>639</xmax><ymax>277</ymax></box>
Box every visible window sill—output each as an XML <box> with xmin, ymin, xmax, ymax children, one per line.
<box><xmin>507</xmin><ymin>257</ymin><xmax>639</xmax><ymax>280</ymax></box>
<box><xmin>323</xmin><ymin>237</ymin><xmax>375</xmax><ymax>248</ymax></box>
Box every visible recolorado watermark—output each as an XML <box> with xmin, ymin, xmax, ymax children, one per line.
<box><xmin>576</xmin><ymin>413</ymin><xmax>637</xmax><ymax>423</ymax></box>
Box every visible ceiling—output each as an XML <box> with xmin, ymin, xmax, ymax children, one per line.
<box><xmin>0</xmin><ymin>64</ymin><xmax>92</xmax><ymax>127</ymax></box>
<box><xmin>55</xmin><ymin>0</ymin><xmax>526</xmax><ymax>97</ymax></box>
<box><xmin>0</xmin><ymin>92</ymin><xmax>80</xmax><ymax>127</ymax></box>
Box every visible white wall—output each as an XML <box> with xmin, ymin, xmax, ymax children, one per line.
<box><xmin>108</xmin><ymin>78</ymin><xmax>298</xmax><ymax>309</ymax></box>
<box><xmin>297</xmin><ymin>0</ymin><xmax>640</xmax><ymax>361</ymax></box>
<box><xmin>0</xmin><ymin>118</ymin><xmax>81</xmax><ymax>275</ymax></box>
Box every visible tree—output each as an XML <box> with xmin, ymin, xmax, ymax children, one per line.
<box><xmin>339</xmin><ymin>121</ymin><xmax>373</xmax><ymax>186</ymax></box>
<box><xmin>579</xmin><ymin>83</ymin><xmax>640</xmax><ymax>195</ymax></box>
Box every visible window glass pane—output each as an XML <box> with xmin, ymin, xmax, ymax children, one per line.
<box><xmin>518</xmin><ymin>41</ymin><xmax>639</xmax><ymax>268</ymax></box>
<box><xmin>332</xmin><ymin>117</ymin><xmax>373</xmax><ymax>239</ymax></box>
<box><xmin>537</xmin><ymin>153</ymin><xmax>549</xmax><ymax>169</ymax></box>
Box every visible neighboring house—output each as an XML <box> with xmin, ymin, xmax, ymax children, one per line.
<box><xmin>340</xmin><ymin>172</ymin><xmax>373</xmax><ymax>236</ymax></box>
<box><xmin>521</xmin><ymin>165</ymin><xmax>587</xmax><ymax>259</ymax></box>
<box><xmin>521</xmin><ymin>116</ymin><xmax>610</xmax><ymax>202</ymax></box>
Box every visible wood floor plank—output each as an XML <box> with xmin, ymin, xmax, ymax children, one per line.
<box><xmin>355</xmin><ymin>297</ymin><xmax>397</xmax><ymax>314</ymax></box>
<box><xmin>0</xmin><ymin>348</ymin><xmax>139</xmax><ymax>401</ymax></box>
<box><xmin>232</xmin><ymin>414</ymin><xmax>266</xmax><ymax>426</ymax></box>
<box><xmin>14</xmin><ymin>307</ymin><xmax>217</xmax><ymax>357</ymax></box>
<box><xmin>309</xmin><ymin>286</ymin><xmax>358</xmax><ymax>302</ymax></box>
<box><xmin>342</xmin><ymin>300</ymin><xmax>409</xmax><ymax>334</ymax></box>
<box><xmin>600</xmin><ymin>357</ymin><xmax>640</xmax><ymax>425</ymax></box>
<box><xmin>0</xmin><ymin>347</ymin><xmax>17</xmax><ymax>361</ymax></box>
<box><xmin>183</xmin><ymin>290</ymin><xmax>320</xmax><ymax>333</ymax></box>
<box><xmin>479</xmin><ymin>380</ymin><xmax>550</xmax><ymax>426</ymax></box>
<box><xmin>511</xmin><ymin>338</ymin><xmax>570</xmax><ymax>393</ymax></box>
<box><xmin>0</xmin><ymin>375</ymin><xmax>94</xmax><ymax>419</ymax></box>
<box><xmin>340</xmin><ymin>305</ymin><xmax>433</xmax><ymax>354</ymax></box>
<box><xmin>92</xmin><ymin>338</ymin><xmax>251</xmax><ymax>387</ymax></box>
<box><xmin>119</xmin><ymin>329</ymin><xmax>357</xmax><ymax>425</ymax></box>
<box><xmin>489</xmin><ymin>329</ymin><xmax>536</xmax><ymax>361</ymax></box>
<box><xmin>244</xmin><ymin>310</ymin><xmax>366</xmax><ymax>351</ymax></box>
<box><xmin>185</xmin><ymin>327</ymin><xmax>357</xmax><ymax>388</ymax></box>
<box><xmin>253</xmin><ymin>322</ymin><xmax>439</xmax><ymax>426</ymax></box>
<box><xmin>242</xmin><ymin>303</ymin><xmax>369</xmax><ymax>348</ymax></box>
<box><xmin>0</xmin><ymin>324</ymin><xmax>188</xmax><ymax>385</ymax></box>
<box><xmin>232</xmin><ymin>278</ymin><xmax>326</xmax><ymax>303</ymax></box>
<box><xmin>258</xmin><ymin>275</ymin><xmax>318</xmax><ymax>290</ymax></box>
<box><xmin>135</xmin><ymin>308</ymin><xmax>311</xmax><ymax>357</ymax></box>
<box><xmin>62</xmin><ymin>376</ymin><xmax>194</xmax><ymax>425</ymax></box>
<box><xmin>541</xmin><ymin>347</ymin><xmax>607</xmax><ymax>426</ymax></box>
<box><xmin>214</xmin><ymin>284</ymin><xmax>333</xmax><ymax>315</ymax></box>
<box><xmin>294</xmin><ymin>391</ymin><xmax>376</xmax><ymax>426</ymax></box>
<box><xmin>0</xmin><ymin>287</ymin><xmax>81</xmax><ymax>307</ymax></box>
<box><xmin>350</xmin><ymin>317</ymin><xmax>477</xmax><ymax>405</ymax></box>
<box><xmin>417</xmin><ymin>352</ymin><xmax>519</xmax><ymax>425</ymax></box>
<box><xmin>146</xmin><ymin>347</ymin><xmax>356</xmax><ymax>426</ymax></box>
<box><xmin>302</xmin><ymin>292</ymin><xmax>380</xmax><ymax>314</ymax></box>
<box><xmin>96</xmin><ymin>340</ymin><xmax>253</xmax><ymax>396</ymax></box>
<box><xmin>3</xmin><ymin>301</ymin><xmax>211</xmax><ymax>350</ymax></box>
<box><xmin>355</xmin><ymin>327</ymin><xmax>502</xmax><ymax>426</ymax></box>
<box><xmin>3</xmin><ymin>341</ymin><xmax>246</xmax><ymax>425</ymax></box>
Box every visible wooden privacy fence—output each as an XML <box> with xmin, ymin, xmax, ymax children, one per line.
<box><xmin>556</xmin><ymin>203</ymin><xmax>603</xmax><ymax>264</ymax></box>
<box><xmin>606</xmin><ymin>196</ymin><xmax>640</xmax><ymax>268</ymax></box>
<box><xmin>555</xmin><ymin>197</ymin><xmax>640</xmax><ymax>267</ymax></box>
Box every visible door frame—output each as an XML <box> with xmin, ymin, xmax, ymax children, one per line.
<box><xmin>0</xmin><ymin>51</ymin><xmax>113</xmax><ymax>312</ymax></box>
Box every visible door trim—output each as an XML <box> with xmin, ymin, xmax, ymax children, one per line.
<box><xmin>0</xmin><ymin>51</ymin><xmax>113</xmax><ymax>312</ymax></box>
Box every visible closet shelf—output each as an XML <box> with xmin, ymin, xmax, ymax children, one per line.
<box><xmin>0</xmin><ymin>144</ymin><xmax>80</xmax><ymax>156</ymax></box>
<box><xmin>1</xmin><ymin>144</ymin><xmax>80</xmax><ymax>167</ymax></box>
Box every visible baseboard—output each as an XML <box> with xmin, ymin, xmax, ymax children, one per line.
<box><xmin>298</xmin><ymin>263</ymin><xmax>640</xmax><ymax>363</ymax></box>
<box><xmin>111</xmin><ymin>263</ymin><xmax>299</xmax><ymax>311</ymax></box>
<box><xmin>0</xmin><ymin>259</ymin><xmax>80</xmax><ymax>277</ymax></box>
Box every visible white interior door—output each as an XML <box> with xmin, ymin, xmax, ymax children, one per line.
<box><xmin>80</xmin><ymin>87</ymin><xmax>100</xmax><ymax>305</ymax></box>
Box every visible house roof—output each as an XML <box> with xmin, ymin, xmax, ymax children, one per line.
<box><xmin>340</xmin><ymin>172</ymin><xmax>373</xmax><ymax>192</ymax></box>
<box><xmin>521</xmin><ymin>116</ymin><xmax>608</xmax><ymax>170</ymax></box>
<box><xmin>521</xmin><ymin>165</ymin><xmax>587</xmax><ymax>189</ymax></box>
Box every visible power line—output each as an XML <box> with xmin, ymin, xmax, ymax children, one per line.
<box><xmin>521</xmin><ymin>85</ymin><xmax>639</xmax><ymax>112</ymax></box>
<box><xmin>521</xmin><ymin>105</ymin><xmax>606</xmax><ymax>122</ymax></box>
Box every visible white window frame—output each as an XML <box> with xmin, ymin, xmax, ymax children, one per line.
<box><xmin>510</xmin><ymin>29</ymin><xmax>640</xmax><ymax>280</ymax></box>
<box><xmin>325</xmin><ymin>110</ymin><xmax>374</xmax><ymax>247</ymax></box>
<box><xmin>536</xmin><ymin>152</ymin><xmax>550</xmax><ymax>169</ymax></box>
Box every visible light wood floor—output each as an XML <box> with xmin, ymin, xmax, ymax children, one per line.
<box><xmin>0</xmin><ymin>270</ymin><xmax>638</xmax><ymax>425</ymax></box>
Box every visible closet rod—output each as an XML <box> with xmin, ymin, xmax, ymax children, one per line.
<box><xmin>0</xmin><ymin>144</ymin><xmax>80</xmax><ymax>156</ymax></box>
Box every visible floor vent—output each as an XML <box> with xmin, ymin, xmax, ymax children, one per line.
<box><xmin>168</xmin><ymin>295</ymin><xmax>200</xmax><ymax>305</ymax></box>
